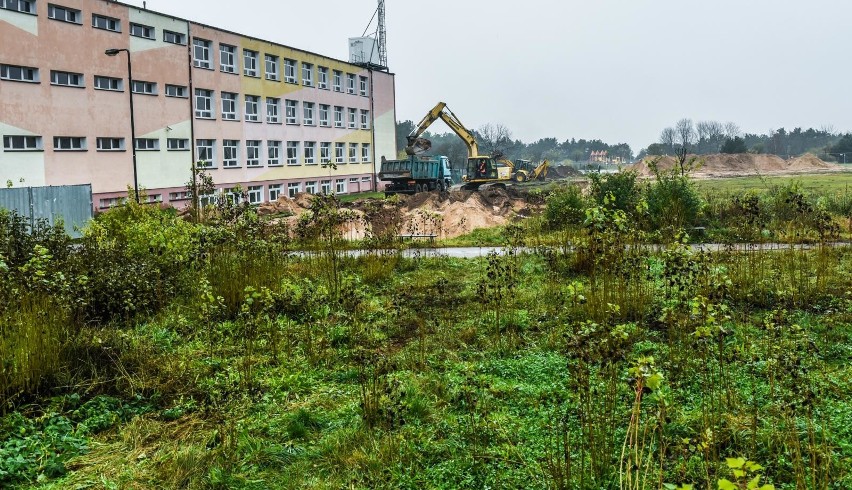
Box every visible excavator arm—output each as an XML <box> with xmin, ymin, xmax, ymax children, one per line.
<box><xmin>406</xmin><ymin>102</ymin><xmax>480</xmax><ymax>158</ymax></box>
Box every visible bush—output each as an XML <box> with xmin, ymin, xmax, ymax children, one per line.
<box><xmin>544</xmin><ymin>184</ymin><xmax>586</xmax><ymax>230</ymax></box>
<box><xmin>644</xmin><ymin>170</ymin><xmax>704</xmax><ymax>233</ymax></box>
<box><xmin>588</xmin><ymin>169</ymin><xmax>640</xmax><ymax>215</ymax></box>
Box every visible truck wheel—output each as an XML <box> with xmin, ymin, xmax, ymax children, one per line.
<box><xmin>414</xmin><ymin>184</ymin><xmax>422</xmax><ymax>193</ymax></box>
<box><xmin>514</xmin><ymin>172</ymin><xmax>527</xmax><ymax>183</ymax></box>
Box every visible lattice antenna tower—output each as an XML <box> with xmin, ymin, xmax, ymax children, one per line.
<box><xmin>377</xmin><ymin>0</ymin><xmax>387</xmax><ymax>68</ymax></box>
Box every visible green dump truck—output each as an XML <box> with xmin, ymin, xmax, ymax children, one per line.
<box><xmin>379</xmin><ymin>155</ymin><xmax>453</xmax><ymax>196</ymax></box>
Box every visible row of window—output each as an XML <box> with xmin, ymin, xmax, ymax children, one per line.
<box><xmin>195</xmin><ymin>139</ymin><xmax>372</xmax><ymax>168</ymax></box>
<box><xmin>1</xmin><ymin>2</ymin><xmax>368</xmax><ymax>93</ymax></box>
<box><xmin>193</xmin><ymin>39</ymin><xmax>367</xmax><ymax>94</ymax></box>
<box><xmin>2</xmin><ymin>135</ymin><xmax>373</xmax><ymax>168</ymax></box>
<box><xmin>99</xmin><ymin>176</ymin><xmax>372</xmax><ymax>209</ymax></box>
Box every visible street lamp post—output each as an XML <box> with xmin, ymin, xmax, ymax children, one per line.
<box><xmin>105</xmin><ymin>48</ymin><xmax>139</xmax><ymax>203</ymax></box>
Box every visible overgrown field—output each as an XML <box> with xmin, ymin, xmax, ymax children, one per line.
<box><xmin>2</xmin><ymin>176</ymin><xmax>852</xmax><ymax>489</ymax></box>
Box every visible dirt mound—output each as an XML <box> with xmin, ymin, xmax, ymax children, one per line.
<box><xmin>550</xmin><ymin>165</ymin><xmax>583</xmax><ymax>178</ymax></box>
<box><xmin>630</xmin><ymin>153</ymin><xmax>843</xmax><ymax>178</ymax></box>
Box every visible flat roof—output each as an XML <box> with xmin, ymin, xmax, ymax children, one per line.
<box><xmin>111</xmin><ymin>0</ymin><xmax>393</xmax><ymax>74</ymax></box>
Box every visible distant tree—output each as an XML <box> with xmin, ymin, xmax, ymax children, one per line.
<box><xmin>675</xmin><ymin>118</ymin><xmax>696</xmax><ymax>151</ymax></box>
<box><xmin>830</xmin><ymin>133</ymin><xmax>852</xmax><ymax>154</ymax></box>
<box><xmin>645</xmin><ymin>143</ymin><xmax>670</xmax><ymax>156</ymax></box>
<box><xmin>395</xmin><ymin>120</ymin><xmax>416</xmax><ymax>155</ymax></box>
<box><xmin>659</xmin><ymin>127</ymin><xmax>676</xmax><ymax>153</ymax></box>
<box><xmin>478</xmin><ymin>123</ymin><xmax>513</xmax><ymax>157</ymax></box>
<box><xmin>720</xmin><ymin>137</ymin><xmax>748</xmax><ymax>154</ymax></box>
<box><xmin>724</xmin><ymin>122</ymin><xmax>742</xmax><ymax>139</ymax></box>
<box><xmin>696</xmin><ymin>120</ymin><xmax>725</xmax><ymax>154</ymax></box>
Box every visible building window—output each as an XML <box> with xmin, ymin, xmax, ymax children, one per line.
<box><xmin>346</xmin><ymin>73</ymin><xmax>356</xmax><ymax>94</ymax></box>
<box><xmin>302</xmin><ymin>62</ymin><xmax>313</xmax><ymax>86</ymax></box>
<box><xmin>284</xmin><ymin>59</ymin><xmax>296</xmax><ymax>83</ymax></box>
<box><xmin>334</xmin><ymin>142</ymin><xmax>345</xmax><ymax>164</ymax></box>
<box><xmin>305</xmin><ymin>181</ymin><xmax>317</xmax><ymax>194</ymax></box>
<box><xmin>50</xmin><ymin>70</ymin><xmax>84</xmax><ymax>88</ymax></box>
<box><xmin>3</xmin><ymin>135</ymin><xmax>42</xmax><ymax>151</ymax></box>
<box><xmin>195</xmin><ymin>89</ymin><xmax>213</xmax><ymax>118</ymax></box>
<box><xmin>286</xmin><ymin>141</ymin><xmax>299</xmax><ymax>165</ymax></box>
<box><xmin>347</xmin><ymin>108</ymin><xmax>357</xmax><ymax>129</ymax></box>
<box><xmin>163</xmin><ymin>30</ymin><xmax>185</xmax><ymax>45</ymax></box>
<box><xmin>269</xmin><ymin>184</ymin><xmax>283</xmax><ymax>201</ymax></box>
<box><xmin>165</xmin><ymin>84</ymin><xmax>187</xmax><ymax>98</ymax></box>
<box><xmin>53</xmin><ymin>136</ymin><xmax>85</xmax><ymax>150</ymax></box>
<box><xmin>349</xmin><ymin>143</ymin><xmax>358</xmax><ymax>163</ymax></box>
<box><xmin>92</xmin><ymin>14</ymin><xmax>120</xmax><ymax>32</ymax></box>
<box><xmin>193</xmin><ymin>38</ymin><xmax>212</xmax><ymax>69</ymax></box>
<box><xmin>132</xmin><ymin>80</ymin><xmax>157</xmax><ymax>95</ymax></box>
<box><xmin>320</xmin><ymin>142</ymin><xmax>331</xmax><ymax>164</ymax></box>
<box><xmin>332</xmin><ymin>70</ymin><xmax>342</xmax><ymax>92</ymax></box>
<box><xmin>265</xmin><ymin>54</ymin><xmax>279</xmax><ymax>80</ymax></box>
<box><xmin>1</xmin><ymin>0</ymin><xmax>35</xmax><ymax>14</ymax></box>
<box><xmin>362</xmin><ymin>143</ymin><xmax>371</xmax><ymax>162</ymax></box>
<box><xmin>304</xmin><ymin>141</ymin><xmax>316</xmax><ymax>165</ymax></box>
<box><xmin>244</xmin><ymin>95</ymin><xmax>260</xmax><ymax>122</ymax></box>
<box><xmin>334</xmin><ymin>106</ymin><xmax>343</xmax><ymax>128</ymax></box>
<box><xmin>359</xmin><ymin>76</ymin><xmax>368</xmax><ymax>96</ymax></box>
<box><xmin>94</xmin><ymin>75</ymin><xmax>122</xmax><ymax>91</ymax></box>
<box><xmin>321</xmin><ymin>180</ymin><xmax>332</xmax><ymax>195</ymax></box>
<box><xmin>220</xmin><ymin>92</ymin><xmax>237</xmax><ymax>120</ymax></box>
<box><xmin>287</xmin><ymin>182</ymin><xmax>301</xmax><ymax>198</ymax></box>
<box><xmin>1</xmin><ymin>64</ymin><xmax>39</xmax><ymax>83</ymax></box>
<box><xmin>267</xmin><ymin>140</ymin><xmax>281</xmax><ymax>166</ymax></box>
<box><xmin>167</xmin><ymin>138</ymin><xmax>189</xmax><ymax>151</ymax></box>
<box><xmin>169</xmin><ymin>191</ymin><xmax>190</xmax><ymax>201</ymax></box>
<box><xmin>336</xmin><ymin>178</ymin><xmax>347</xmax><ymax>194</ymax></box>
<box><xmin>196</xmin><ymin>139</ymin><xmax>215</xmax><ymax>167</ymax></box>
<box><xmin>318</xmin><ymin>66</ymin><xmax>329</xmax><ymax>89</ymax></box>
<box><xmin>319</xmin><ymin>104</ymin><xmax>330</xmax><ymax>127</ymax></box>
<box><xmin>219</xmin><ymin>44</ymin><xmax>236</xmax><ymax>73</ymax></box>
<box><xmin>96</xmin><ymin>137</ymin><xmax>124</xmax><ymax>151</ymax></box>
<box><xmin>247</xmin><ymin>185</ymin><xmax>263</xmax><ymax>204</ymax></box>
<box><xmin>130</xmin><ymin>22</ymin><xmax>154</xmax><ymax>39</ymax></box>
<box><xmin>360</xmin><ymin>110</ymin><xmax>370</xmax><ymax>130</ymax></box>
<box><xmin>134</xmin><ymin>138</ymin><xmax>159</xmax><ymax>151</ymax></box>
<box><xmin>285</xmin><ymin>100</ymin><xmax>298</xmax><ymax>125</ymax></box>
<box><xmin>243</xmin><ymin>49</ymin><xmax>258</xmax><ymax>77</ymax></box>
<box><xmin>224</xmin><ymin>187</ymin><xmax>243</xmax><ymax>204</ymax></box>
<box><xmin>266</xmin><ymin>97</ymin><xmax>280</xmax><ymax>124</ymax></box>
<box><xmin>223</xmin><ymin>140</ymin><xmax>239</xmax><ymax>167</ymax></box>
<box><xmin>303</xmin><ymin>102</ymin><xmax>315</xmax><ymax>126</ymax></box>
<box><xmin>246</xmin><ymin>140</ymin><xmax>261</xmax><ymax>167</ymax></box>
<box><xmin>48</xmin><ymin>4</ymin><xmax>80</xmax><ymax>24</ymax></box>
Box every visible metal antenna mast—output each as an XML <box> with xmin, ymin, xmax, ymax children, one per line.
<box><xmin>377</xmin><ymin>0</ymin><xmax>387</xmax><ymax>68</ymax></box>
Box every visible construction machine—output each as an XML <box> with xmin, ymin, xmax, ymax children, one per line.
<box><xmin>405</xmin><ymin>102</ymin><xmax>514</xmax><ymax>189</ymax></box>
<box><xmin>508</xmin><ymin>159</ymin><xmax>550</xmax><ymax>182</ymax></box>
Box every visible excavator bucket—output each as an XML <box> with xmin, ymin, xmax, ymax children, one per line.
<box><xmin>405</xmin><ymin>137</ymin><xmax>432</xmax><ymax>155</ymax></box>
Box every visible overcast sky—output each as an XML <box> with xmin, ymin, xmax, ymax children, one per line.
<box><xmin>127</xmin><ymin>0</ymin><xmax>852</xmax><ymax>151</ymax></box>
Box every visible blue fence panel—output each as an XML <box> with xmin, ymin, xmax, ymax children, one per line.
<box><xmin>0</xmin><ymin>185</ymin><xmax>93</xmax><ymax>238</ymax></box>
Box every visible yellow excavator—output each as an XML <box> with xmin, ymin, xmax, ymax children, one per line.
<box><xmin>406</xmin><ymin>102</ymin><xmax>548</xmax><ymax>189</ymax></box>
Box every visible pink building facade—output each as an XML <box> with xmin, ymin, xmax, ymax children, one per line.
<box><xmin>0</xmin><ymin>0</ymin><xmax>397</xmax><ymax>209</ymax></box>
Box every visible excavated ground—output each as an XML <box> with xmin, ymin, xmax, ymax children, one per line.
<box><xmin>630</xmin><ymin>153</ymin><xmax>845</xmax><ymax>178</ymax></box>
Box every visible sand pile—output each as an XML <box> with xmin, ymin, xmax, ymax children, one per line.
<box><xmin>550</xmin><ymin>165</ymin><xmax>583</xmax><ymax>178</ymax></box>
<box><xmin>630</xmin><ymin>153</ymin><xmax>844</xmax><ymax>178</ymax></box>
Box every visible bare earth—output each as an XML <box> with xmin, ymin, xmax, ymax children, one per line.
<box><xmin>629</xmin><ymin>153</ymin><xmax>845</xmax><ymax>179</ymax></box>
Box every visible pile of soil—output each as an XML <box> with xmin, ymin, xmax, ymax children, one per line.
<box><xmin>550</xmin><ymin>165</ymin><xmax>583</xmax><ymax>179</ymax></box>
<box><xmin>630</xmin><ymin>153</ymin><xmax>844</xmax><ymax>178</ymax></box>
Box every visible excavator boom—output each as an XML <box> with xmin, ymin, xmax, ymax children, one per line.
<box><xmin>406</xmin><ymin>102</ymin><xmax>479</xmax><ymax>158</ymax></box>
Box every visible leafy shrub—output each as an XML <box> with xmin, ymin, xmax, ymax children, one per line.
<box><xmin>588</xmin><ymin>169</ymin><xmax>640</xmax><ymax>215</ymax></box>
<box><xmin>544</xmin><ymin>184</ymin><xmax>586</xmax><ymax>230</ymax></box>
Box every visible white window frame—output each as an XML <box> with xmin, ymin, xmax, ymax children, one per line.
<box><xmin>284</xmin><ymin>59</ymin><xmax>297</xmax><ymax>83</ymax></box>
<box><xmin>335</xmin><ymin>142</ymin><xmax>345</xmax><ymax>164</ymax></box>
<box><xmin>320</xmin><ymin>142</ymin><xmax>331</xmax><ymax>164</ymax></box>
<box><xmin>96</xmin><ymin>137</ymin><xmax>124</xmax><ymax>151</ymax></box>
<box><xmin>336</xmin><ymin>178</ymin><xmax>347</xmax><ymax>194</ymax></box>
<box><xmin>219</xmin><ymin>44</ymin><xmax>236</xmax><ymax>73</ymax></box>
<box><xmin>349</xmin><ymin>143</ymin><xmax>358</xmax><ymax>163</ymax></box>
<box><xmin>165</xmin><ymin>84</ymin><xmax>187</xmax><ymax>98</ymax></box>
<box><xmin>48</xmin><ymin>4</ymin><xmax>81</xmax><ymax>24</ymax></box>
<box><xmin>167</xmin><ymin>138</ymin><xmax>189</xmax><ymax>151</ymax></box>
<box><xmin>1</xmin><ymin>64</ymin><xmax>39</xmax><ymax>83</ymax></box>
<box><xmin>304</xmin><ymin>141</ymin><xmax>316</xmax><ymax>165</ymax></box>
<box><xmin>50</xmin><ymin>70</ymin><xmax>84</xmax><ymax>88</ymax></box>
<box><xmin>362</xmin><ymin>143</ymin><xmax>371</xmax><ymax>163</ymax></box>
<box><xmin>163</xmin><ymin>30</ymin><xmax>185</xmax><ymax>45</ymax></box>
<box><xmin>129</xmin><ymin>22</ymin><xmax>154</xmax><ymax>40</ymax></box>
<box><xmin>3</xmin><ymin>135</ymin><xmax>42</xmax><ymax>151</ymax></box>
<box><xmin>334</xmin><ymin>106</ymin><xmax>343</xmax><ymax>128</ymax></box>
<box><xmin>94</xmin><ymin>75</ymin><xmax>122</xmax><ymax>92</ymax></box>
<box><xmin>243</xmin><ymin>49</ymin><xmax>259</xmax><ymax>77</ymax></box>
<box><xmin>285</xmin><ymin>99</ymin><xmax>299</xmax><ymax>125</ymax></box>
<box><xmin>221</xmin><ymin>92</ymin><xmax>238</xmax><ymax>120</ymax></box>
<box><xmin>193</xmin><ymin>38</ymin><xmax>212</xmax><ymax>69</ymax></box>
<box><xmin>267</xmin><ymin>140</ymin><xmax>281</xmax><ymax>166</ymax></box>
<box><xmin>359</xmin><ymin>76</ymin><xmax>368</xmax><ymax>96</ymax></box>
<box><xmin>195</xmin><ymin>89</ymin><xmax>213</xmax><ymax>118</ymax></box>
<box><xmin>360</xmin><ymin>110</ymin><xmax>370</xmax><ymax>130</ymax></box>
<box><xmin>223</xmin><ymin>140</ymin><xmax>239</xmax><ymax>168</ymax></box>
<box><xmin>134</xmin><ymin>138</ymin><xmax>159</xmax><ymax>151</ymax></box>
<box><xmin>306</xmin><ymin>181</ymin><xmax>317</xmax><ymax>195</ymax></box>
<box><xmin>244</xmin><ymin>95</ymin><xmax>260</xmax><ymax>122</ymax></box>
<box><xmin>286</xmin><ymin>141</ymin><xmax>299</xmax><ymax>165</ymax></box>
<box><xmin>348</xmin><ymin>108</ymin><xmax>357</xmax><ymax>129</ymax></box>
<box><xmin>1</xmin><ymin>0</ymin><xmax>35</xmax><ymax>14</ymax></box>
<box><xmin>247</xmin><ymin>185</ymin><xmax>263</xmax><ymax>204</ymax></box>
<box><xmin>301</xmin><ymin>62</ymin><xmax>313</xmax><ymax>86</ymax></box>
<box><xmin>318</xmin><ymin>66</ymin><xmax>329</xmax><ymax>89</ymax></box>
<box><xmin>265</xmin><ymin>54</ymin><xmax>279</xmax><ymax>81</ymax></box>
<box><xmin>92</xmin><ymin>14</ymin><xmax>120</xmax><ymax>33</ymax></box>
<box><xmin>321</xmin><ymin>180</ymin><xmax>332</xmax><ymax>195</ymax></box>
<box><xmin>196</xmin><ymin>139</ymin><xmax>215</xmax><ymax>168</ymax></box>
<box><xmin>287</xmin><ymin>182</ymin><xmax>301</xmax><ymax>198</ymax></box>
<box><xmin>333</xmin><ymin>70</ymin><xmax>342</xmax><ymax>92</ymax></box>
<box><xmin>303</xmin><ymin>102</ymin><xmax>315</xmax><ymax>126</ymax></box>
<box><xmin>132</xmin><ymin>80</ymin><xmax>157</xmax><ymax>95</ymax></box>
<box><xmin>246</xmin><ymin>140</ymin><xmax>261</xmax><ymax>167</ymax></box>
<box><xmin>269</xmin><ymin>184</ymin><xmax>283</xmax><ymax>201</ymax></box>
<box><xmin>346</xmin><ymin>73</ymin><xmax>356</xmax><ymax>94</ymax></box>
<box><xmin>266</xmin><ymin>97</ymin><xmax>280</xmax><ymax>124</ymax></box>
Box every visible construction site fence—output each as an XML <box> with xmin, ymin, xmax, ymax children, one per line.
<box><xmin>0</xmin><ymin>184</ymin><xmax>93</xmax><ymax>238</ymax></box>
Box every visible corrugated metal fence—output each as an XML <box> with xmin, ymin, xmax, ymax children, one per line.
<box><xmin>0</xmin><ymin>185</ymin><xmax>93</xmax><ymax>238</ymax></box>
